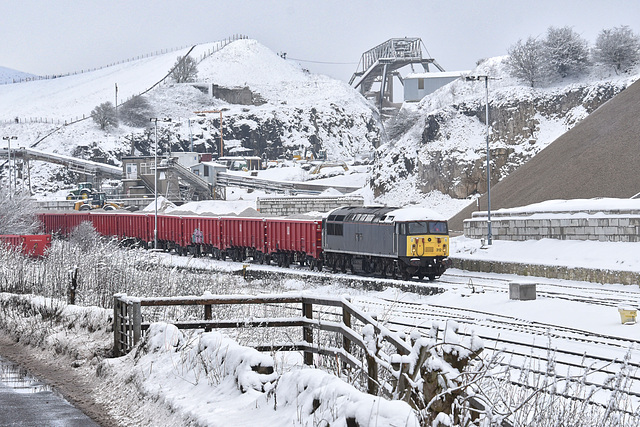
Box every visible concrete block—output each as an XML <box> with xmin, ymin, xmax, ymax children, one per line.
<box><xmin>509</xmin><ymin>282</ymin><xmax>537</xmax><ymax>300</ymax></box>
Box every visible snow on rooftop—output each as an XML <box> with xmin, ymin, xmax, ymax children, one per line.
<box><xmin>405</xmin><ymin>70</ymin><xmax>471</xmax><ymax>79</ymax></box>
<box><xmin>386</xmin><ymin>206</ymin><xmax>447</xmax><ymax>221</ymax></box>
<box><xmin>494</xmin><ymin>197</ymin><xmax>640</xmax><ymax>215</ymax></box>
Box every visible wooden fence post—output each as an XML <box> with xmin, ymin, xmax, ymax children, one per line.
<box><xmin>204</xmin><ymin>304</ymin><xmax>212</xmax><ymax>332</ymax></box>
<box><xmin>342</xmin><ymin>302</ymin><xmax>351</xmax><ymax>370</ymax></box>
<box><xmin>302</xmin><ymin>301</ymin><xmax>313</xmax><ymax>365</ymax></box>
<box><xmin>132</xmin><ymin>300</ymin><xmax>142</xmax><ymax>347</ymax></box>
<box><xmin>113</xmin><ymin>296</ymin><xmax>121</xmax><ymax>356</ymax></box>
<box><xmin>367</xmin><ymin>353</ymin><xmax>379</xmax><ymax>396</ymax></box>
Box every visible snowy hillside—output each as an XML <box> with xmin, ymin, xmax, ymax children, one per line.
<box><xmin>371</xmin><ymin>57</ymin><xmax>640</xmax><ymax>209</ymax></box>
<box><xmin>0</xmin><ymin>38</ymin><xmax>379</xmax><ymax>196</ymax></box>
<box><xmin>0</xmin><ymin>66</ymin><xmax>37</xmax><ymax>85</ymax></box>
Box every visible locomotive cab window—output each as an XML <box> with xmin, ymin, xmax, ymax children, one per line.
<box><xmin>406</xmin><ymin>221</ymin><xmax>429</xmax><ymax>234</ymax></box>
<box><xmin>400</xmin><ymin>221</ymin><xmax>448</xmax><ymax>235</ymax></box>
<box><xmin>429</xmin><ymin>221</ymin><xmax>448</xmax><ymax>234</ymax></box>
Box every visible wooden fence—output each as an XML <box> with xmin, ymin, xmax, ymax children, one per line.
<box><xmin>113</xmin><ymin>293</ymin><xmax>411</xmax><ymax>395</ymax></box>
<box><xmin>112</xmin><ymin>292</ymin><xmax>510</xmax><ymax>425</ymax></box>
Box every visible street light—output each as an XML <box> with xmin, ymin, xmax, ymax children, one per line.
<box><xmin>465</xmin><ymin>75</ymin><xmax>492</xmax><ymax>245</ymax></box>
<box><xmin>149</xmin><ymin>118</ymin><xmax>171</xmax><ymax>250</ymax></box>
<box><xmin>3</xmin><ymin>136</ymin><xmax>17</xmax><ymax>196</ymax></box>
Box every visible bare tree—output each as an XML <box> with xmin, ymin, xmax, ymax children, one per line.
<box><xmin>119</xmin><ymin>95</ymin><xmax>154</xmax><ymax>127</ymax></box>
<box><xmin>592</xmin><ymin>26</ymin><xmax>640</xmax><ymax>73</ymax></box>
<box><xmin>170</xmin><ymin>55</ymin><xmax>198</xmax><ymax>83</ymax></box>
<box><xmin>0</xmin><ymin>188</ymin><xmax>40</xmax><ymax>235</ymax></box>
<box><xmin>91</xmin><ymin>101</ymin><xmax>118</xmax><ymax>130</ymax></box>
<box><xmin>506</xmin><ymin>36</ymin><xmax>546</xmax><ymax>87</ymax></box>
<box><xmin>543</xmin><ymin>26</ymin><xmax>590</xmax><ymax>79</ymax></box>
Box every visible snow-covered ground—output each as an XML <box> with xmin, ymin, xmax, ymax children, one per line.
<box><xmin>2</xmin><ymin>228</ymin><xmax>640</xmax><ymax>426</ymax></box>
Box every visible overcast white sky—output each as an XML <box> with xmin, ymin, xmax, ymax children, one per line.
<box><xmin>3</xmin><ymin>0</ymin><xmax>640</xmax><ymax>83</ymax></box>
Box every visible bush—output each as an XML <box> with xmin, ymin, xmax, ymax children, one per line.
<box><xmin>506</xmin><ymin>37</ymin><xmax>546</xmax><ymax>87</ymax></box>
<box><xmin>119</xmin><ymin>95</ymin><xmax>154</xmax><ymax>127</ymax></box>
<box><xmin>170</xmin><ymin>55</ymin><xmax>198</xmax><ymax>83</ymax></box>
<box><xmin>543</xmin><ymin>26</ymin><xmax>590</xmax><ymax>79</ymax></box>
<box><xmin>91</xmin><ymin>102</ymin><xmax>118</xmax><ymax>130</ymax></box>
<box><xmin>592</xmin><ymin>26</ymin><xmax>640</xmax><ymax>73</ymax></box>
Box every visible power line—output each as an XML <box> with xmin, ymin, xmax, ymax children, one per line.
<box><xmin>286</xmin><ymin>57</ymin><xmax>357</xmax><ymax>65</ymax></box>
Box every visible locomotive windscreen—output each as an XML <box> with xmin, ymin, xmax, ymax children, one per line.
<box><xmin>402</xmin><ymin>221</ymin><xmax>448</xmax><ymax>235</ymax></box>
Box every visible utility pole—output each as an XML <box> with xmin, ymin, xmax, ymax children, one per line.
<box><xmin>3</xmin><ymin>136</ymin><xmax>17</xmax><ymax>197</ymax></box>
<box><xmin>149</xmin><ymin>118</ymin><xmax>171</xmax><ymax>250</ymax></box>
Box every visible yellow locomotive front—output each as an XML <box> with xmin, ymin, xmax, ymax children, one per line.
<box><xmin>396</xmin><ymin>219</ymin><xmax>450</xmax><ymax>280</ymax></box>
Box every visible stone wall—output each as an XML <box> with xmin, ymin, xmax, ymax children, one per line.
<box><xmin>256</xmin><ymin>196</ymin><xmax>364</xmax><ymax>216</ymax></box>
<box><xmin>464</xmin><ymin>209</ymin><xmax>640</xmax><ymax>242</ymax></box>
<box><xmin>450</xmin><ymin>257</ymin><xmax>640</xmax><ymax>286</ymax></box>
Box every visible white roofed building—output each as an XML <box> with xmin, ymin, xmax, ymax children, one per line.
<box><xmin>403</xmin><ymin>71</ymin><xmax>469</xmax><ymax>102</ymax></box>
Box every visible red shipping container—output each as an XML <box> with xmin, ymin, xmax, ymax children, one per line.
<box><xmin>0</xmin><ymin>234</ymin><xmax>52</xmax><ymax>257</ymax></box>
<box><xmin>22</xmin><ymin>234</ymin><xmax>52</xmax><ymax>257</ymax></box>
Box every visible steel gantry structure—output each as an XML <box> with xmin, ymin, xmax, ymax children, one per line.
<box><xmin>349</xmin><ymin>38</ymin><xmax>444</xmax><ymax>111</ymax></box>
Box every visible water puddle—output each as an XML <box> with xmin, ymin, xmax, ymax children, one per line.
<box><xmin>0</xmin><ymin>355</ymin><xmax>100</xmax><ymax>426</ymax></box>
<box><xmin>0</xmin><ymin>356</ymin><xmax>54</xmax><ymax>394</ymax></box>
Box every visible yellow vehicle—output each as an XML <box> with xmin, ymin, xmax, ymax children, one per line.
<box><xmin>66</xmin><ymin>182</ymin><xmax>96</xmax><ymax>200</ymax></box>
<box><xmin>74</xmin><ymin>192</ymin><xmax>122</xmax><ymax>211</ymax></box>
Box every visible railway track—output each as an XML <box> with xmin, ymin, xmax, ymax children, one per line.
<box><xmin>350</xmin><ymin>295</ymin><xmax>640</xmax><ymax>403</ymax></box>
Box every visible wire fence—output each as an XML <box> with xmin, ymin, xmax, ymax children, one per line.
<box><xmin>1</xmin><ymin>35</ymin><xmax>249</xmax><ymax>127</ymax></box>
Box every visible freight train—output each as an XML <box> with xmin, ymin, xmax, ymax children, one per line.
<box><xmin>37</xmin><ymin>206</ymin><xmax>450</xmax><ymax>280</ymax></box>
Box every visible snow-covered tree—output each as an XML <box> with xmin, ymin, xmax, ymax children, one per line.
<box><xmin>119</xmin><ymin>95</ymin><xmax>154</xmax><ymax>127</ymax></box>
<box><xmin>0</xmin><ymin>188</ymin><xmax>40</xmax><ymax>235</ymax></box>
<box><xmin>91</xmin><ymin>101</ymin><xmax>118</xmax><ymax>130</ymax></box>
<box><xmin>543</xmin><ymin>26</ymin><xmax>590</xmax><ymax>78</ymax></box>
<box><xmin>592</xmin><ymin>26</ymin><xmax>640</xmax><ymax>73</ymax></box>
<box><xmin>506</xmin><ymin>37</ymin><xmax>546</xmax><ymax>87</ymax></box>
<box><xmin>170</xmin><ymin>55</ymin><xmax>198</xmax><ymax>83</ymax></box>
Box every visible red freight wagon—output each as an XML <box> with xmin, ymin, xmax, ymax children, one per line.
<box><xmin>117</xmin><ymin>213</ymin><xmax>152</xmax><ymax>244</ymax></box>
<box><xmin>39</xmin><ymin>212</ymin><xmax>91</xmax><ymax>235</ymax></box>
<box><xmin>221</xmin><ymin>217</ymin><xmax>266</xmax><ymax>261</ymax></box>
<box><xmin>265</xmin><ymin>219</ymin><xmax>322</xmax><ymax>267</ymax></box>
<box><xmin>38</xmin><ymin>213</ymin><xmax>65</xmax><ymax>234</ymax></box>
<box><xmin>0</xmin><ymin>234</ymin><xmax>52</xmax><ymax>257</ymax></box>
<box><xmin>89</xmin><ymin>212</ymin><xmax>119</xmax><ymax>238</ymax></box>
<box><xmin>155</xmin><ymin>215</ymin><xmax>184</xmax><ymax>252</ymax></box>
<box><xmin>64</xmin><ymin>212</ymin><xmax>92</xmax><ymax>235</ymax></box>
<box><xmin>182</xmin><ymin>215</ymin><xmax>222</xmax><ymax>249</ymax></box>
